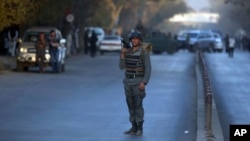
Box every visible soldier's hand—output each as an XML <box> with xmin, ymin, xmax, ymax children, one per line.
<box><xmin>121</xmin><ymin>48</ymin><xmax>128</xmax><ymax>54</ymax></box>
<box><xmin>138</xmin><ymin>82</ymin><xmax>145</xmax><ymax>91</ymax></box>
<box><xmin>120</xmin><ymin>48</ymin><xmax>128</xmax><ymax>59</ymax></box>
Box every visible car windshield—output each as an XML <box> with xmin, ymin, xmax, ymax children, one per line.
<box><xmin>23</xmin><ymin>31</ymin><xmax>50</xmax><ymax>42</ymax></box>
<box><xmin>104</xmin><ymin>36</ymin><xmax>120</xmax><ymax>40</ymax></box>
<box><xmin>213</xmin><ymin>33</ymin><xmax>220</xmax><ymax>38</ymax></box>
<box><xmin>187</xmin><ymin>33</ymin><xmax>199</xmax><ymax>38</ymax></box>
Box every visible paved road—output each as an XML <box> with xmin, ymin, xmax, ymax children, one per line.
<box><xmin>205</xmin><ymin>50</ymin><xmax>250</xmax><ymax>141</ymax></box>
<box><xmin>0</xmin><ymin>52</ymin><xmax>197</xmax><ymax>141</ymax></box>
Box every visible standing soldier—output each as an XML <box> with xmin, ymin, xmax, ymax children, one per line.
<box><xmin>119</xmin><ymin>31</ymin><xmax>151</xmax><ymax>136</ymax></box>
<box><xmin>35</xmin><ymin>32</ymin><xmax>47</xmax><ymax>73</ymax></box>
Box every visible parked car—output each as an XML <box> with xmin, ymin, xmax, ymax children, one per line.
<box><xmin>16</xmin><ymin>27</ymin><xmax>66</xmax><ymax>72</ymax></box>
<box><xmin>179</xmin><ymin>30</ymin><xmax>220</xmax><ymax>53</ymax></box>
<box><xmin>212</xmin><ymin>32</ymin><xmax>224</xmax><ymax>52</ymax></box>
<box><xmin>99</xmin><ymin>35</ymin><xmax>122</xmax><ymax>54</ymax></box>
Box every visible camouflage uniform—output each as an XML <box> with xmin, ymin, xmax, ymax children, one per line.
<box><xmin>119</xmin><ymin>33</ymin><xmax>151</xmax><ymax>136</ymax></box>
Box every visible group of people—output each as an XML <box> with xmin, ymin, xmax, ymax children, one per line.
<box><xmin>35</xmin><ymin>30</ymin><xmax>62</xmax><ymax>73</ymax></box>
<box><xmin>84</xmin><ymin>28</ymin><xmax>98</xmax><ymax>57</ymax></box>
<box><xmin>223</xmin><ymin>33</ymin><xmax>250</xmax><ymax>58</ymax></box>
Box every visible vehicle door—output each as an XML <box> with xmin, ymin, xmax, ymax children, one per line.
<box><xmin>197</xmin><ymin>32</ymin><xmax>213</xmax><ymax>48</ymax></box>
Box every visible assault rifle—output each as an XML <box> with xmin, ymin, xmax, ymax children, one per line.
<box><xmin>121</xmin><ymin>39</ymin><xmax>131</xmax><ymax>49</ymax></box>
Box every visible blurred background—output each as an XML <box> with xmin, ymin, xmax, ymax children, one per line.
<box><xmin>0</xmin><ymin>0</ymin><xmax>249</xmax><ymax>54</ymax></box>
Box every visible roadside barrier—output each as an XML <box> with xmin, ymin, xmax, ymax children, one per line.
<box><xmin>197</xmin><ymin>50</ymin><xmax>215</xmax><ymax>139</ymax></box>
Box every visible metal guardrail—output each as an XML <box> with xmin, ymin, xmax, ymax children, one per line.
<box><xmin>197</xmin><ymin>50</ymin><xmax>215</xmax><ymax>139</ymax></box>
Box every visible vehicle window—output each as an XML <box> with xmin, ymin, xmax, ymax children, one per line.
<box><xmin>206</xmin><ymin>33</ymin><xmax>212</xmax><ymax>38</ymax></box>
<box><xmin>213</xmin><ymin>33</ymin><xmax>220</xmax><ymax>38</ymax></box>
<box><xmin>56</xmin><ymin>31</ymin><xmax>63</xmax><ymax>39</ymax></box>
<box><xmin>23</xmin><ymin>31</ymin><xmax>50</xmax><ymax>42</ymax></box>
<box><xmin>104</xmin><ymin>36</ymin><xmax>120</xmax><ymax>40</ymax></box>
<box><xmin>188</xmin><ymin>33</ymin><xmax>198</xmax><ymax>38</ymax></box>
<box><xmin>198</xmin><ymin>33</ymin><xmax>207</xmax><ymax>39</ymax></box>
<box><xmin>198</xmin><ymin>33</ymin><xmax>212</xmax><ymax>39</ymax></box>
<box><xmin>95</xmin><ymin>31</ymin><xmax>102</xmax><ymax>35</ymax></box>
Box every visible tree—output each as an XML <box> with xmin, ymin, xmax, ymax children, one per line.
<box><xmin>0</xmin><ymin>0</ymin><xmax>37</xmax><ymax>31</ymax></box>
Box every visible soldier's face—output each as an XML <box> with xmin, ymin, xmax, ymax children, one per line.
<box><xmin>131</xmin><ymin>38</ymin><xmax>140</xmax><ymax>47</ymax></box>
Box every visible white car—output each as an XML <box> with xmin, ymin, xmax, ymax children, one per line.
<box><xmin>99</xmin><ymin>35</ymin><xmax>122</xmax><ymax>55</ymax></box>
<box><xmin>181</xmin><ymin>30</ymin><xmax>221</xmax><ymax>52</ymax></box>
<box><xmin>212</xmin><ymin>33</ymin><xmax>224</xmax><ymax>52</ymax></box>
<box><xmin>16</xmin><ymin>27</ymin><xmax>66</xmax><ymax>72</ymax></box>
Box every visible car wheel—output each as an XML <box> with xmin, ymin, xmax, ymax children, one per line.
<box><xmin>16</xmin><ymin>61</ymin><xmax>24</xmax><ymax>72</ymax></box>
<box><xmin>57</xmin><ymin>62</ymin><xmax>62</xmax><ymax>73</ymax></box>
<box><xmin>208</xmin><ymin>44</ymin><xmax>213</xmax><ymax>53</ymax></box>
<box><xmin>61</xmin><ymin>63</ymin><xmax>65</xmax><ymax>72</ymax></box>
<box><xmin>24</xmin><ymin>66</ymin><xmax>29</xmax><ymax>71</ymax></box>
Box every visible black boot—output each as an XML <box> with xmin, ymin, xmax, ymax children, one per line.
<box><xmin>135</xmin><ymin>121</ymin><xmax>143</xmax><ymax>136</ymax></box>
<box><xmin>124</xmin><ymin>121</ymin><xmax>137</xmax><ymax>135</ymax></box>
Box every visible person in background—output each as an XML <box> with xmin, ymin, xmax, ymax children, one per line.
<box><xmin>35</xmin><ymin>32</ymin><xmax>47</xmax><ymax>73</ymax></box>
<box><xmin>48</xmin><ymin>30</ymin><xmax>60</xmax><ymax>73</ymax></box>
<box><xmin>84</xmin><ymin>28</ymin><xmax>90</xmax><ymax>55</ymax></box>
<box><xmin>90</xmin><ymin>31</ymin><xmax>98</xmax><ymax>57</ymax></box>
<box><xmin>7</xmin><ymin>27</ymin><xmax>19</xmax><ymax>56</ymax></box>
<box><xmin>66</xmin><ymin>30</ymin><xmax>72</xmax><ymax>57</ymax></box>
<box><xmin>228</xmin><ymin>35</ymin><xmax>236</xmax><ymax>58</ymax></box>
<box><xmin>224</xmin><ymin>34</ymin><xmax>229</xmax><ymax>53</ymax></box>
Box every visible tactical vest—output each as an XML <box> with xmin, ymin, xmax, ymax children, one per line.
<box><xmin>124</xmin><ymin>49</ymin><xmax>144</xmax><ymax>76</ymax></box>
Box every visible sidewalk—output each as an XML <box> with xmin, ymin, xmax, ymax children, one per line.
<box><xmin>195</xmin><ymin>53</ymin><xmax>224</xmax><ymax>141</ymax></box>
<box><xmin>0</xmin><ymin>56</ymin><xmax>15</xmax><ymax>73</ymax></box>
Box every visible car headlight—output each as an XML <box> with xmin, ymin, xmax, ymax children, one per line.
<box><xmin>19</xmin><ymin>47</ymin><xmax>28</xmax><ymax>53</ymax></box>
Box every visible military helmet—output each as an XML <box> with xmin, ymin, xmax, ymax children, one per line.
<box><xmin>128</xmin><ymin>31</ymin><xmax>142</xmax><ymax>41</ymax></box>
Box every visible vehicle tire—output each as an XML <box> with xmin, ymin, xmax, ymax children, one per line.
<box><xmin>16</xmin><ymin>61</ymin><xmax>24</xmax><ymax>72</ymax></box>
<box><xmin>16</xmin><ymin>61</ymin><xmax>29</xmax><ymax>72</ymax></box>
<box><xmin>57</xmin><ymin>62</ymin><xmax>62</xmax><ymax>73</ymax></box>
<box><xmin>24</xmin><ymin>66</ymin><xmax>29</xmax><ymax>71</ymax></box>
<box><xmin>61</xmin><ymin>63</ymin><xmax>65</xmax><ymax>72</ymax></box>
<box><xmin>208</xmin><ymin>44</ymin><xmax>213</xmax><ymax>53</ymax></box>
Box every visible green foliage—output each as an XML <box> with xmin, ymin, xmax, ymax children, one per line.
<box><xmin>30</xmin><ymin>0</ymin><xmax>72</xmax><ymax>26</ymax></box>
<box><xmin>0</xmin><ymin>0</ymin><xmax>36</xmax><ymax>30</ymax></box>
<box><xmin>0</xmin><ymin>0</ymin><xmax>189</xmax><ymax>34</ymax></box>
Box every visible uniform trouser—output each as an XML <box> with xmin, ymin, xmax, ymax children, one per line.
<box><xmin>50</xmin><ymin>48</ymin><xmax>59</xmax><ymax>72</ymax></box>
<box><xmin>124</xmin><ymin>83</ymin><xmax>146</xmax><ymax>122</ymax></box>
<box><xmin>36</xmin><ymin>50</ymin><xmax>45</xmax><ymax>71</ymax></box>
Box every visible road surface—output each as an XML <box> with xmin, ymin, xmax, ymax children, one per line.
<box><xmin>0</xmin><ymin>52</ymin><xmax>197</xmax><ymax>141</ymax></box>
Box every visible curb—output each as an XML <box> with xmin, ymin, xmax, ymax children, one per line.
<box><xmin>195</xmin><ymin>53</ymin><xmax>224</xmax><ymax>141</ymax></box>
